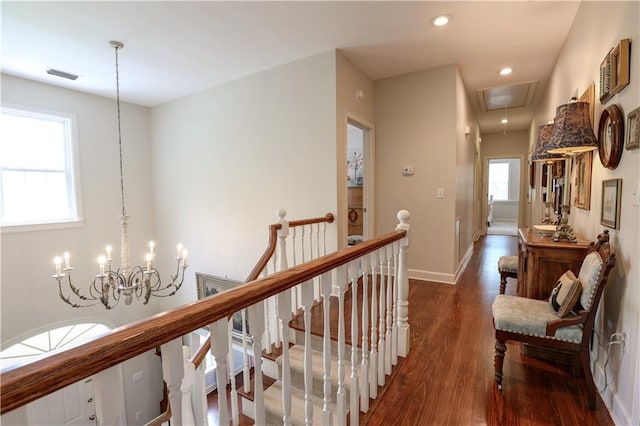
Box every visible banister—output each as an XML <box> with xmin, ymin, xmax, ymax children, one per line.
<box><xmin>191</xmin><ymin>211</ymin><xmax>335</xmax><ymax>368</ymax></box>
<box><xmin>0</xmin><ymin>228</ymin><xmax>405</xmax><ymax>414</ymax></box>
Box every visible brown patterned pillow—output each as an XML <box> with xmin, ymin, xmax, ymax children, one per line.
<box><xmin>549</xmin><ymin>270</ymin><xmax>582</xmax><ymax>317</ymax></box>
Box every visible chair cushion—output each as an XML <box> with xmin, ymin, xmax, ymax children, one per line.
<box><xmin>492</xmin><ymin>294</ymin><xmax>583</xmax><ymax>343</ymax></box>
<box><xmin>578</xmin><ymin>252</ymin><xmax>604</xmax><ymax>310</ymax></box>
<box><xmin>498</xmin><ymin>256</ymin><xmax>518</xmax><ymax>273</ymax></box>
<box><xmin>549</xmin><ymin>270</ymin><xmax>582</xmax><ymax>317</ymax></box>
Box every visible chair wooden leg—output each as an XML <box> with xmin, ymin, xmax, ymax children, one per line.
<box><xmin>499</xmin><ymin>272</ymin><xmax>507</xmax><ymax>294</ymax></box>
<box><xmin>494</xmin><ymin>339</ymin><xmax>506</xmax><ymax>390</ymax></box>
<box><xmin>581</xmin><ymin>350</ymin><xmax>596</xmax><ymax>410</ymax></box>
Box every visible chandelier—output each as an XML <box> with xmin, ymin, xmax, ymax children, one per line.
<box><xmin>52</xmin><ymin>41</ymin><xmax>188</xmax><ymax>309</ymax></box>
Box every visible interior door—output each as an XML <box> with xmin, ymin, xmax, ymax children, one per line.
<box><xmin>346</xmin><ymin>119</ymin><xmax>374</xmax><ymax>246</ymax></box>
<box><xmin>27</xmin><ymin>377</ymin><xmax>96</xmax><ymax>425</ymax></box>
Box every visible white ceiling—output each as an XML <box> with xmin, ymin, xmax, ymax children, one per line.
<box><xmin>1</xmin><ymin>1</ymin><xmax>581</xmax><ymax>134</ymax></box>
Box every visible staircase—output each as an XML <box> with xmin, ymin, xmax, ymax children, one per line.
<box><xmin>240</xmin><ymin>275</ymin><xmax>401</xmax><ymax>425</ymax></box>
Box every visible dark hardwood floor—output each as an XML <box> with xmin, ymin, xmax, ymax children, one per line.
<box><xmin>209</xmin><ymin>235</ymin><xmax>614</xmax><ymax>425</ymax></box>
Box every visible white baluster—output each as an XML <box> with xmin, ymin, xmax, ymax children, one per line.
<box><xmin>322</xmin><ymin>222</ymin><xmax>328</xmax><ymax>256</ymax></box>
<box><xmin>227</xmin><ymin>321</ymin><xmax>239</xmax><ymax>426</ymax></box>
<box><xmin>385</xmin><ymin>245</ymin><xmax>393</xmax><ymax>375</ymax></box>
<box><xmin>193</xmin><ymin>360</ymin><xmax>208</xmax><ymax>426</ymax></box>
<box><xmin>396</xmin><ymin>210</ymin><xmax>411</xmax><ymax>357</ymax></box>
<box><xmin>241</xmin><ymin>309</ymin><xmax>251</xmax><ymax>390</ymax></box>
<box><xmin>348</xmin><ymin>261</ymin><xmax>360</xmax><ymax>425</ymax></box>
<box><xmin>335</xmin><ymin>265</ymin><xmax>348</xmax><ymax>425</ymax></box>
<box><xmin>278</xmin><ymin>289</ymin><xmax>293</xmax><ymax>426</ymax></box>
<box><xmin>265</xmin><ymin>263</ymin><xmax>275</xmax><ymax>353</ymax></box>
<box><xmin>369</xmin><ymin>251</ymin><xmax>378</xmax><ymax>399</ymax></box>
<box><xmin>180</xmin><ymin>346</ymin><xmax>196</xmax><ymax>426</ymax></box>
<box><xmin>377</xmin><ymin>250</ymin><xmax>386</xmax><ymax>386</ymax></box>
<box><xmin>320</xmin><ymin>272</ymin><xmax>334</xmax><ymax>425</ymax></box>
<box><xmin>210</xmin><ymin>319</ymin><xmax>229</xmax><ymax>426</ymax></box>
<box><xmin>161</xmin><ymin>338</ymin><xmax>184</xmax><ymax>425</ymax></box>
<box><xmin>301</xmin><ymin>280</ymin><xmax>314</xmax><ymax>425</ymax></box>
<box><xmin>360</xmin><ymin>256</ymin><xmax>370</xmax><ymax>412</ymax></box>
<box><xmin>248</xmin><ymin>302</ymin><xmax>266</xmax><ymax>425</ymax></box>
<box><xmin>391</xmin><ymin>241</ymin><xmax>399</xmax><ymax>366</ymax></box>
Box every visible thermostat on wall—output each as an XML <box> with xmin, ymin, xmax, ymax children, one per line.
<box><xmin>402</xmin><ymin>166</ymin><xmax>414</xmax><ymax>176</ymax></box>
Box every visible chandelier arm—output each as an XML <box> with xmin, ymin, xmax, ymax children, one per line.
<box><xmin>57</xmin><ymin>279</ymin><xmax>102</xmax><ymax>308</ymax></box>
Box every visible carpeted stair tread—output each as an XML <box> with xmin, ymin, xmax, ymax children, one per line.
<box><xmin>263</xmin><ymin>380</ymin><xmax>341</xmax><ymax>426</ymax></box>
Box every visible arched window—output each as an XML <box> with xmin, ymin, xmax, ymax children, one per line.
<box><xmin>0</xmin><ymin>323</ymin><xmax>109</xmax><ymax>370</ymax></box>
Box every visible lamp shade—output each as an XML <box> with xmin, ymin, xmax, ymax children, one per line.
<box><xmin>531</xmin><ymin>123</ymin><xmax>564</xmax><ymax>162</ymax></box>
<box><xmin>546</xmin><ymin>100</ymin><xmax>598</xmax><ymax>154</ymax></box>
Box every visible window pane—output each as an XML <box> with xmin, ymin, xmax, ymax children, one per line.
<box><xmin>1</xmin><ymin>170</ymin><xmax>71</xmax><ymax>223</ymax></box>
<box><xmin>0</xmin><ymin>112</ymin><xmax>68</xmax><ymax>170</ymax></box>
<box><xmin>489</xmin><ymin>162</ymin><xmax>509</xmax><ymax>201</ymax></box>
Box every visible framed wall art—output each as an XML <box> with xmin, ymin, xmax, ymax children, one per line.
<box><xmin>599</xmin><ymin>49</ymin><xmax>613</xmax><ymax>103</ymax></box>
<box><xmin>573</xmin><ymin>151</ymin><xmax>592</xmax><ymax>210</ymax></box>
<box><xmin>579</xmin><ymin>84</ymin><xmax>595</xmax><ymax>129</ymax></box>
<box><xmin>601</xmin><ymin>179</ymin><xmax>622</xmax><ymax>229</ymax></box>
<box><xmin>598</xmin><ymin>104</ymin><xmax>624</xmax><ymax>169</ymax></box>
<box><xmin>610</xmin><ymin>39</ymin><xmax>630</xmax><ymax>96</ymax></box>
<box><xmin>626</xmin><ymin>106</ymin><xmax>640</xmax><ymax>150</ymax></box>
<box><xmin>196</xmin><ymin>273</ymin><xmax>249</xmax><ymax>337</ymax></box>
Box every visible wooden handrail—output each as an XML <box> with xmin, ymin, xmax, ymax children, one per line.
<box><xmin>0</xmin><ymin>228</ymin><xmax>404</xmax><ymax>414</ymax></box>
<box><xmin>144</xmin><ymin>401</ymin><xmax>171</xmax><ymax>426</ymax></box>
<box><xmin>190</xmin><ymin>212</ymin><xmax>335</xmax><ymax>367</ymax></box>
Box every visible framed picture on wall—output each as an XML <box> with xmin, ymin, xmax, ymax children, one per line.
<box><xmin>626</xmin><ymin>107</ymin><xmax>640</xmax><ymax>150</ymax></box>
<box><xmin>601</xmin><ymin>179</ymin><xmax>622</xmax><ymax>229</ymax></box>
<box><xmin>196</xmin><ymin>273</ymin><xmax>250</xmax><ymax>337</ymax></box>
<box><xmin>573</xmin><ymin>151</ymin><xmax>592</xmax><ymax>210</ymax></box>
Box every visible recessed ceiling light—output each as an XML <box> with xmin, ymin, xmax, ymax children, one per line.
<box><xmin>430</xmin><ymin>14</ymin><xmax>452</xmax><ymax>27</ymax></box>
<box><xmin>499</xmin><ymin>67</ymin><xmax>513</xmax><ymax>76</ymax></box>
<box><xmin>501</xmin><ymin>119</ymin><xmax>509</xmax><ymax>124</ymax></box>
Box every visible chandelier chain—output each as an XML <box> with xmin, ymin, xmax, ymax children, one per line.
<box><xmin>114</xmin><ymin>44</ymin><xmax>126</xmax><ymax>218</ymax></box>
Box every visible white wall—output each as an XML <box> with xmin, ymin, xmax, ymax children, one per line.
<box><xmin>375</xmin><ymin>65</ymin><xmax>458</xmax><ymax>283</ymax></box>
<box><xmin>149</xmin><ymin>50</ymin><xmax>339</xmax><ymax>311</ymax></box>
<box><xmin>0</xmin><ymin>75</ymin><xmax>164</xmax><ymax>424</ymax></box>
<box><xmin>455</xmin><ymin>68</ymin><xmax>478</xmax><ymax>270</ymax></box>
<box><xmin>530</xmin><ymin>2</ymin><xmax>639</xmax><ymax>424</ymax></box>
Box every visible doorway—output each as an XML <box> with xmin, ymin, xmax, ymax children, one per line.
<box><xmin>486</xmin><ymin>157</ymin><xmax>521</xmax><ymax>236</ymax></box>
<box><xmin>346</xmin><ymin>119</ymin><xmax>373</xmax><ymax>246</ymax></box>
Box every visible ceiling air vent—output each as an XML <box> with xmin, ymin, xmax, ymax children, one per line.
<box><xmin>478</xmin><ymin>81</ymin><xmax>537</xmax><ymax>112</ymax></box>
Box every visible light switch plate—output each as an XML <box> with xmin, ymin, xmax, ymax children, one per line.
<box><xmin>437</xmin><ymin>187</ymin><xmax>445</xmax><ymax>199</ymax></box>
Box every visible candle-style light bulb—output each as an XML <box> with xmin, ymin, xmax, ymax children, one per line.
<box><xmin>148</xmin><ymin>241</ymin><xmax>155</xmax><ymax>256</ymax></box>
<box><xmin>98</xmin><ymin>255</ymin><xmax>106</xmax><ymax>276</ymax></box>
<box><xmin>105</xmin><ymin>245</ymin><xmax>113</xmax><ymax>261</ymax></box>
<box><xmin>63</xmin><ymin>252</ymin><xmax>71</xmax><ymax>269</ymax></box>
<box><xmin>145</xmin><ymin>252</ymin><xmax>153</xmax><ymax>272</ymax></box>
<box><xmin>181</xmin><ymin>249</ymin><xmax>188</xmax><ymax>267</ymax></box>
<box><xmin>176</xmin><ymin>243</ymin><xmax>183</xmax><ymax>258</ymax></box>
<box><xmin>54</xmin><ymin>256</ymin><xmax>62</xmax><ymax>275</ymax></box>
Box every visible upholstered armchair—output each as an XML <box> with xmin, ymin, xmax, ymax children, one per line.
<box><xmin>492</xmin><ymin>230</ymin><xmax>616</xmax><ymax>409</ymax></box>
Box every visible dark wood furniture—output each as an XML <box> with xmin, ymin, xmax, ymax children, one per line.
<box><xmin>517</xmin><ymin>227</ymin><xmax>591</xmax><ymax>299</ymax></box>
<box><xmin>494</xmin><ymin>231</ymin><xmax>616</xmax><ymax>409</ymax></box>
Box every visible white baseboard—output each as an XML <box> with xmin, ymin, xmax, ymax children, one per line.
<box><xmin>594</xmin><ymin>356</ymin><xmax>633</xmax><ymax>425</ymax></box>
<box><xmin>454</xmin><ymin>244</ymin><xmax>474</xmax><ymax>284</ymax></box>
<box><xmin>408</xmin><ymin>269</ymin><xmax>455</xmax><ymax>285</ymax></box>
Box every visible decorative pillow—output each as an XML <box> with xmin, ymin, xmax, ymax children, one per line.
<box><xmin>549</xmin><ymin>270</ymin><xmax>582</xmax><ymax>317</ymax></box>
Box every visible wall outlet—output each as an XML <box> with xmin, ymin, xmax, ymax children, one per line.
<box><xmin>402</xmin><ymin>166</ymin><xmax>414</xmax><ymax>176</ymax></box>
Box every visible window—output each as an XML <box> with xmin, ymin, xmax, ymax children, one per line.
<box><xmin>0</xmin><ymin>106</ymin><xmax>81</xmax><ymax>228</ymax></box>
<box><xmin>0</xmin><ymin>323</ymin><xmax>109</xmax><ymax>370</ymax></box>
<box><xmin>488</xmin><ymin>161</ymin><xmax>510</xmax><ymax>201</ymax></box>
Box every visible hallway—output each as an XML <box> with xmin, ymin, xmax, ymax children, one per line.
<box><xmin>362</xmin><ymin>235</ymin><xmax>613</xmax><ymax>425</ymax></box>
<box><xmin>209</xmin><ymin>235</ymin><xmax>614</xmax><ymax>425</ymax></box>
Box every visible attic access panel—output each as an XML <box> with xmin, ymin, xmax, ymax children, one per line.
<box><xmin>479</xmin><ymin>81</ymin><xmax>538</xmax><ymax>112</ymax></box>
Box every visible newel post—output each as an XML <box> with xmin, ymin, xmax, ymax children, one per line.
<box><xmin>161</xmin><ymin>338</ymin><xmax>185</xmax><ymax>425</ymax></box>
<box><xmin>395</xmin><ymin>210</ymin><xmax>410</xmax><ymax>357</ymax></box>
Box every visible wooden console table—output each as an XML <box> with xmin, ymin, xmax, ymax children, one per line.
<box><xmin>517</xmin><ymin>228</ymin><xmax>592</xmax><ymax>300</ymax></box>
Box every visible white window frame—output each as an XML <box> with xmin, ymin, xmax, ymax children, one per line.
<box><xmin>0</xmin><ymin>104</ymin><xmax>84</xmax><ymax>232</ymax></box>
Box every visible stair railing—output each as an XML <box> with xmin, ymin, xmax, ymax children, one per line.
<box><xmin>186</xmin><ymin>209</ymin><xmax>334</xmax><ymax>423</ymax></box>
<box><xmin>0</xmin><ymin>210</ymin><xmax>410</xmax><ymax>426</ymax></box>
